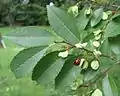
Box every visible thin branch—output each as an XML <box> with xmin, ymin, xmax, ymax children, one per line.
<box><xmin>101</xmin><ymin>53</ymin><xmax>117</xmax><ymax>61</ymax></box>
<box><xmin>54</xmin><ymin>40</ymin><xmax>118</xmax><ymax>61</ymax></box>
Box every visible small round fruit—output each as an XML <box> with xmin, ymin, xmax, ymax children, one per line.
<box><xmin>91</xmin><ymin>60</ymin><xmax>99</xmax><ymax>70</ymax></box>
<box><xmin>112</xmin><ymin>10</ymin><xmax>116</xmax><ymax>15</ymax></box>
<box><xmin>74</xmin><ymin>58</ymin><xmax>80</xmax><ymax>66</ymax></box>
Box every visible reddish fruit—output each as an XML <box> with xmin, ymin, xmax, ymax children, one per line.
<box><xmin>112</xmin><ymin>10</ymin><xmax>116</xmax><ymax>15</ymax></box>
<box><xmin>74</xmin><ymin>58</ymin><xmax>80</xmax><ymax>65</ymax></box>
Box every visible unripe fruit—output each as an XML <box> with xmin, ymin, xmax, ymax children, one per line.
<box><xmin>93</xmin><ymin>41</ymin><xmax>100</xmax><ymax>48</ymax></box>
<box><xmin>91</xmin><ymin>60</ymin><xmax>99</xmax><ymax>70</ymax></box>
<box><xmin>74</xmin><ymin>58</ymin><xmax>80</xmax><ymax>66</ymax></box>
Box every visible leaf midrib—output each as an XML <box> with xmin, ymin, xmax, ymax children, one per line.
<box><xmin>91</xmin><ymin>8</ymin><xmax>103</xmax><ymax>26</ymax></box>
<box><xmin>106</xmin><ymin>23</ymin><xmax>120</xmax><ymax>37</ymax></box>
<box><xmin>14</xmin><ymin>48</ymin><xmax>47</xmax><ymax>74</ymax></box>
<box><xmin>49</xmin><ymin>7</ymin><xmax>79</xmax><ymax>42</ymax></box>
<box><xmin>37</xmin><ymin>58</ymin><xmax>63</xmax><ymax>81</ymax></box>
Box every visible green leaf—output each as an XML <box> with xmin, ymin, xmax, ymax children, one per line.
<box><xmin>110</xmin><ymin>64</ymin><xmax>120</xmax><ymax>94</ymax></box>
<box><xmin>100</xmin><ymin>39</ymin><xmax>111</xmax><ymax>55</ymax></box>
<box><xmin>83</xmin><ymin>70</ymin><xmax>99</xmax><ymax>82</ymax></box>
<box><xmin>10</xmin><ymin>46</ymin><xmax>48</xmax><ymax>78</ymax></box>
<box><xmin>102</xmin><ymin>75</ymin><xmax>118</xmax><ymax>96</ymax></box>
<box><xmin>99</xmin><ymin>39</ymin><xmax>114</xmax><ymax>68</ymax></box>
<box><xmin>46</xmin><ymin>43</ymin><xmax>68</xmax><ymax>54</ymax></box>
<box><xmin>108</xmin><ymin>35</ymin><xmax>120</xmax><ymax>60</ymax></box>
<box><xmin>4</xmin><ymin>26</ymin><xmax>55</xmax><ymax>47</ymax></box>
<box><xmin>47</xmin><ymin>5</ymin><xmax>79</xmax><ymax>44</ymax></box>
<box><xmin>76</xmin><ymin>8</ymin><xmax>90</xmax><ymax>32</ymax></box>
<box><xmin>91</xmin><ymin>8</ymin><xmax>103</xmax><ymax>27</ymax></box>
<box><xmin>104</xmin><ymin>18</ymin><xmax>120</xmax><ymax>38</ymax></box>
<box><xmin>112</xmin><ymin>14</ymin><xmax>120</xmax><ymax>20</ymax></box>
<box><xmin>55</xmin><ymin>56</ymin><xmax>81</xmax><ymax>89</ymax></box>
<box><xmin>32</xmin><ymin>52</ymin><xmax>65</xmax><ymax>85</ymax></box>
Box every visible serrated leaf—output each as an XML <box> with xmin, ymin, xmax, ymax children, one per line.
<box><xmin>4</xmin><ymin>26</ymin><xmax>55</xmax><ymax>47</ymax></box>
<box><xmin>91</xmin><ymin>8</ymin><xmax>103</xmax><ymax>27</ymax></box>
<box><xmin>55</xmin><ymin>57</ymin><xmax>81</xmax><ymax>89</ymax></box>
<box><xmin>104</xmin><ymin>18</ymin><xmax>120</xmax><ymax>38</ymax></box>
<box><xmin>76</xmin><ymin>8</ymin><xmax>90</xmax><ymax>31</ymax></box>
<box><xmin>102</xmin><ymin>75</ymin><xmax>118</xmax><ymax>96</ymax></box>
<box><xmin>32</xmin><ymin>52</ymin><xmax>65</xmax><ymax>85</ymax></box>
<box><xmin>10</xmin><ymin>46</ymin><xmax>48</xmax><ymax>78</ymax></box>
<box><xmin>47</xmin><ymin>5</ymin><xmax>79</xmax><ymax>44</ymax></box>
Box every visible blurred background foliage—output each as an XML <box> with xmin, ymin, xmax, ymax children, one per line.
<box><xmin>0</xmin><ymin>0</ymin><xmax>119</xmax><ymax>26</ymax></box>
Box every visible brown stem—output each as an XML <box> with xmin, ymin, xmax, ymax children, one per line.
<box><xmin>55</xmin><ymin>40</ymin><xmax>118</xmax><ymax>62</ymax></box>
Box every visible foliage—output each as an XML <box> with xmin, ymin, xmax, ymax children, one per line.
<box><xmin>0</xmin><ymin>0</ymin><xmax>15</xmax><ymax>26</ymax></box>
<box><xmin>0</xmin><ymin>0</ymin><xmax>119</xmax><ymax>26</ymax></box>
<box><xmin>4</xmin><ymin>2</ymin><xmax>120</xmax><ymax>96</ymax></box>
<box><xmin>0</xmin><ymin>48</ymin><xmax>60</xmax><ymax>96</ymax></box>
<box><xmin>0</xmin><ymin>27</ymin><xmax>62</xmax><ymax>96</ymax></box>
<box><xmin>0</xmin><ymin>0</ymin><xmax>78</xmax><ymax>26</ymax></box>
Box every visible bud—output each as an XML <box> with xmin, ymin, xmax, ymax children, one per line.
<box><xmin>58</xmin><ymin>50</ymin><xmax>68</xmax><ymax>58</ymax></box>
<box><xmin>85</xmin><ymin>7</ymin><xmax>92</xmax><ymax>15</ymax></box>
<box><xmin>71</xmin><ymin>82</ymin><xmax>79</xmax><ymax>90</ymax></box>
<box><xmin>93</xmin><ymin>41</ymin><xmax>100</xmax><ymax>48</ymax></box>
<box><xmin>75</xmin><ymin>42</ymin><xmax>87</xmax><ymax>48</ymax></box>
<box><xmin>91</xmin><ymin>89</ymin><xmax>102</xmax><ymax>96</ymax></box>
<box><xmin>91</xmin><ymin>60</ymin><xmax>99</xmax><ymax>70</ymax></box>
<box><xmin>101</xmin><ymin>40</ymin><xmax>104</xmax><ymax>44</ymax></box>
<box><xmin>93</xmin><ymin>49</ymin><xmax>102</xmax><ymax>57</ymax></box>
<box><xmin>93</xmin><ymin>30</ymin><xmax>102</xmax><ymax>36</ymax></box>
<box><xmin>95</xmin><ymin>34</ymin><xmax>101</xmax><ymax>40</ymax></box>
<box><xmin>68</xmin><ymin>5</ymin><xmax>78</xmax><ymax>16</ymax></box>
<box><xmin>71</xmin><ymin>77</ymin><xmax>83</xmax><ymax>90</ymax></box>
<box><xmin>102</xmin><ymin>12</ymin><xmax>108</xmax><ymax>20</ymax></box>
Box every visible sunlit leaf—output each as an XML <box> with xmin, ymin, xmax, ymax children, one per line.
<box><xmin>11</xmin><ymin>46</ymin><xmax>48</xmax><ymax>78</ymax></box>
<box><xmin>4</xmin><ymin>26</ymin><xmax>55</xmax><ymax>47</ymax></box>
<box><xmin>104</xmin><ymin>17</ymin><xmax>120</xmax><ymax>38</ymax></box>
<box><xmin>47</xmin><ymin>5</ymin><xmax>79</xmax><ymax>44</ymax></box>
